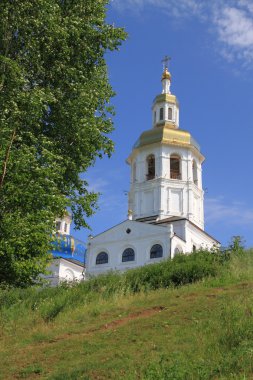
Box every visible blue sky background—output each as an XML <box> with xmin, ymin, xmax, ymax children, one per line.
<box><xmin>73</xmin><ymin>0</ymin><xmax>253</xmax><ymax>248</ymax></box>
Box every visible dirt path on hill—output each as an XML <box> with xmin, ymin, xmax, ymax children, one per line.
<box><xmin>23</xmin><ymin>283</ymin><xmax>252</xmax><ymax>349</ymax></box>
<box><xmin>100</xmin><ymin>305</ymin><xmax>165</xmax><ymax>331</ymax></box>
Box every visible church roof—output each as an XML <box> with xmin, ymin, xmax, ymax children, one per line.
<box><xmin>154</xmin><ymin>217</ymin><xmax>220</xmax><ymax>244</ymax></box>
<box><xmin>153</xmin><ymin>93</ymin><xmax>178</xmax><ymax>106</ymax></box>
<box><xmin>135</xmin><ymin>215</ymin><xmax>159</xmax><ymax>223</ymax></box>
<box><xmin>155</xmin><ymin>216</ymin><xmax>185</xmax><ymax>223</ymax></box>
<box><xmin>132</xmin><ymin>124</ymin><xmax>204</xmax><ymax>162</ymax></box>
<box><xmin>61</xmin><ymin>258</ymin><xmax>85</xmax><ymax>268</ymax></box>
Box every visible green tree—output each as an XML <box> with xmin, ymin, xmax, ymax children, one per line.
<box><xmin>0</xmin><ymin>0</ymin><xmax>126</xmax><ymax>286</ymax></box>
<box><xmin>228</xmin><ymin>236</ymin><xmax>245</xmax><ymax>254</ymax></box>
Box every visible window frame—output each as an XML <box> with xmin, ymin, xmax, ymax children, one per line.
<box><xmin>56</xmin><ymin>221</ymin><xmax>61</xmax><ymax>231</ymax></box>
<box><xmin>170</xmin><ymin>154</ymin><xmax>181</xmax><ymax>180</ymax></box>
<box><xmin>146</xmin><ymin>154</ymin><xmax>155</xmax><ymax>180</ymax></box>
<box><xmin>168</xmin><ymin>107</ymin><xmax>173</xmax><ymax>120</ymax></box>
<box><xmin>192</xmin><ymin>159</ymin><xmax>198</xmax><ymax>185</ymax></box>
<box><xmin>150</xmin><ymin>244</ymin><xmax>163</xmax><ymax>259</ymax></box>
<box><xmin>96</xmin><ymin>252</ymin><xmax>109</xmax><ymax>265</ymax></box>
<box><xmin>133</xmin><ymin>161</ymin><xmax>137</xmax><ymax>182</ymax></box>
<box><xmin>159</xmin><ymin>107</ymin><xmax>164</xmax><ymax>121</ymax></box>
<box><xmin>122</xmin><ymin>248</ymin><xmax>135</xmax><ymax>263</ymax></box>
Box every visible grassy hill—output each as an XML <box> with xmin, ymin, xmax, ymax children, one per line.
<box><xmin>1</xmin><ymin>248</ymin><xmax>253</xmax><ymax>379</ymax></box>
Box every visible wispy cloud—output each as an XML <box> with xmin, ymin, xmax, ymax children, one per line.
<box><xmin>86</xmin><ymin>177</ymin><xmax>109</xmax><ymax>193</ymax></box>
<box><xmin>205</xmin><ymin>196</ymin><xmax>253</xmax><ymax>226</ymax></box>
<box><xmin>213</xmin><ymin>4</ymin><xmax>253</xmax><ymax>66</ymax></box>
<box><xmin>112</xmin><ymin>0</ymin><xmax>253</xmax><ymax>66</ymax></box>
<box><xmin>86</xmin><ymin>168</ymin><xmax>128</xmax><ymax>215</ymax></box>
<box><xmin>112</xmin><ymin>0</ymin><xmax>204</xmax><ymax>17</ymax></box>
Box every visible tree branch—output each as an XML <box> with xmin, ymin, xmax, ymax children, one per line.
<box><xmin>0</xmin><ymin>128</ymin><xmax>16</xmax><ymax>189</ymax></box>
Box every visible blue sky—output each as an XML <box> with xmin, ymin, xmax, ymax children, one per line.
<box><xmin>73</xmin><ymin>0</ymin><xmax>253</xmax><ymax>248</ymax></box>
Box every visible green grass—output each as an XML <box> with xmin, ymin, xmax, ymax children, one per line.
<box><xmin>1</xmin><ymin>249</ymin><xmax>253</xmax><ymax>379</ymax></box>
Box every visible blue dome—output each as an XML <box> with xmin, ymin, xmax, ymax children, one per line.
<box><xmin>50</xmin><ymin>233</ymin><xmax>86</xmax><ymax>263</ymax></box>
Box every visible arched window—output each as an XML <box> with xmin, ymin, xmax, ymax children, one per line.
<box><xmin>192</xmin><ymin>160</ymin><xmax>198</xmax><ymax>185</ymax></box>
<box><xmin>133</xmin><ymin>162</ymin><xmax>137</xmax><ymax>182</ymax></box>
<box><xmin>150</xmin><ymin>244</ymin><xmax>163</xmax><ymax>259</ymax></box>
<box><xmin>159</xmin><ymin>107</ymin><xmax>164</xmax><ymax>121</ymax></box>
<box><xmin>96</xmin><ymin>252</ymin><xmax>108</xmax><ymax>265</ymax></box>
<box><xmin>146</xmin><ymin>154</ymin><xmax>155</xmax><ymax>180</ymax></box>
<box><xmin>170</xmin><ymin>155</ymin><xmax>181</xmax><ymax>180</ymax></box>
<box><xmin>168</xmin><ymin>107</ymin><xmax>172</xmax><ymax>120</ymax></box>
<box><xmin>122</xmin><ymin>248</ymin><xmax>135</xmax><ymax>262</ymax></box>
<box><xmin>154</xmin><ymin>111</ymin><xmax>156</xmax><ymax>124</ymax></box>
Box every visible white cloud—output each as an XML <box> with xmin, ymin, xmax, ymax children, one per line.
<box><xmin>112</xmin><ymin>0</ymin><xmax>253</xmax><ymax>66</ymax></box>
<box><xmin>112</xmin><ymin>0</ymin><xmax>204</xmax><ymax>17</ymax></box>
<box><xmin>215</xmin><ymin>7</ymin><xmax>253</xmax><ymax>48</ymax></box>
<box><xmin>86</xmin><ymin>177</ymin><xmax>109</xmax><ymax>193</ymax></box>
<box><xmin>213</xmin><ymin>5</ymin><xmax>253</xmax><ymax>65</ymax></box>
<box><xmin>205</xmin><ymin>196</ymin><xmax>253</xmax><ymax>226</ymax></box>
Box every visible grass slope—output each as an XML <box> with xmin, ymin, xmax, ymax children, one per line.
<box><xmin>1</xmin><ymin>249</ymin><xmax>253</xmax><ymax>379</ymax></box>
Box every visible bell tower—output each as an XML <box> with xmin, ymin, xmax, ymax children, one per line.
<box><xmin>127</xmin><ymin>59</ymin><xmax>205</xmax><ymax>229</ymax></box>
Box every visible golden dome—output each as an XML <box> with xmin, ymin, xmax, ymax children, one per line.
<box><xmin>132</xmin><ymin>125</ymin><xmax>204</xmax><ymax>162</ymax></box>
<box><xmin>162</xmin><ymin>68</ymin><xmax>171</xmax><ymax>80</ymax></box>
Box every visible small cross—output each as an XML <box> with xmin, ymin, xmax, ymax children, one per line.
<box><xmin>162</xmin><ymin>55</ymin><xmax>171</xmax><ymax>70</ymax></box>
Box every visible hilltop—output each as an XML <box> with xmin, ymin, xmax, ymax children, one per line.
<box><xmin>1</xmin><ymin>248</ymin><xmax>253</xmax><ymax>379</ymax></box>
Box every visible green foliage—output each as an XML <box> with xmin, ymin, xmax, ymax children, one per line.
<box><xmin>0</xmin><ymin>247</ymin><xmax>250</xmax><ymax>323</ymax></box>
<box><xmin>228</xmin><ymin>235</ymin><xmax>245</xmax><ymax>255</ymax></box>
<box><xmin>0</xmin><ymin>249</ymin><xmax>222</xmax><ymax>319</ymax></box>
<box><xmin>123</xmin><ymin>249</ymin><xmax>221</xmax><ymax>292</ymax></box>
<box><xmin>0</xmin><ymin>0</ymin><xmax>126</xmax><ymax>286</ymax></box>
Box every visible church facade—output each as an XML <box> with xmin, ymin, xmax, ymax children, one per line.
<box><xmin>86</xmin><ymin>63</ymin><xmax>219</xmax><ymax>277</ymax></box>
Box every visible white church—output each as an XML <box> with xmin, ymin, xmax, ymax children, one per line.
<box><xmin>85</xmin><ymin>62</ymin><xmax>219</xmax><ymax>277</ymax></box>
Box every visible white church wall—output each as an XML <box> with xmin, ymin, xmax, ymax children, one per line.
<box><xmin>43</xmin><ymin>259</ymin><xmax>84</xmax><ymax>286</ymax></box>
<box><xmin>86</xmin><ymin>220</ymin><xmax>172</xmax><ymax>276</ymax></box>
<box><xmin>171</xmin><ymin>235</ymin><xmax>187</xmax><ymax>258</ymax></box>
<box><xmin>58</xmin><ymin>260</ymin><xmax>84</xmax><ymax>282</ymax></box>
<box><xmin>171</xmin><ymin>220</ymin><xmax>187</xmax><ymax>241</ymax></box>
<box><xmin>184</xmin><ymin>221</ymin><xmax>217</xmax><ymax>252</ymax></box>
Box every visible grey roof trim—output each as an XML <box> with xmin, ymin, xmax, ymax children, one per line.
<box><xmin>154</xmin><ymin>217</ymin><xmax>220</xmax><ymax>244</ymax></box>
<box><xmin>61</xmin><ymin>258</ymin><xmax>85</xmax><ymax>268</ymax></box>
<box><xmin>135</xmin><ymin>215</ymin><xmax>159</xmax><ymax>223</ymax></box>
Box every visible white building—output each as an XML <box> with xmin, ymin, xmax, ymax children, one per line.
<box><xmin>45</xmin><ymin>258</ymin><xmax>85</xmax><ymax>286</ymax></box>
<box><xmin>86</xmin><ymin>63</ymin><xmax>219</xmax><ymax>277</ymax></box>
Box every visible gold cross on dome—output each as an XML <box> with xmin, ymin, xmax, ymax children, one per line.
<box><xmin>162</xmin><ymin>55</ymin><xmax>171</xmax><ymax>70</ymax></box>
